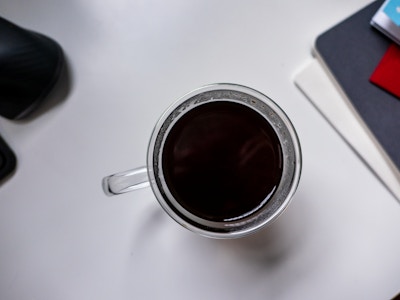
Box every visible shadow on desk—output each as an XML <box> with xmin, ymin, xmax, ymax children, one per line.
<box><xmin>213</xmin><ymin>192</ymin><xmax>310</xmax><ymax>266</ymax></box>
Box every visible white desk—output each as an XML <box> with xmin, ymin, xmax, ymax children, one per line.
<box><xmin>1</xmin><ymin>0</ymin><xmax>399</xmax><ymax>299</ymax></box>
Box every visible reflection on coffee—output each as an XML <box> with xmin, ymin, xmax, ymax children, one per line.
<box><xmin>162</xmin><ymin>101</ymin><xmax>283</xmax><ymax>222</ymax></box>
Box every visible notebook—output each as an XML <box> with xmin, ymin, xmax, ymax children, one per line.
<box><xmin>294</xmin><ymin>0</ymin><xmax>400</xmax><ymax>201</ymax></box>
<box><xmin>313</xmin><ymin>0</ymin><xmax>400</xmax><ymax>173</ymax></box>
<box><xmin>294</xmin><ymin>58</ymin><xmax>400</xmax><ymax>201</ymax></box>
<box><xmin>371</xmin><ymin>0</ymin><xmax>400</xmax><ymax>45</ymax></box>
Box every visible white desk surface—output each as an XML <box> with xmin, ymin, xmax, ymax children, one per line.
<box><xmin>1</xmin><ymin>0</ymin><xmax>399</xmax><ymax>299</ymax></box>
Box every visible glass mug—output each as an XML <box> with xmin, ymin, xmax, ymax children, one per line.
<box><xmin>103</xmin><ymin>84</ymin><xmax>301</xmax><ymax>239</ymax></box>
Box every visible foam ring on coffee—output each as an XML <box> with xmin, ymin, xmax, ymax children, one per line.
<box><xmin>147</xmin><ymin>84</ymin><xmax>301</xmax><ymax>238</ymax></box>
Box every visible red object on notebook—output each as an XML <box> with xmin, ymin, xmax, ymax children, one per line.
<box><xmin>370</xmin><ymin>43</ymin><xmax>400</xmax><ymax>99</ymax></box>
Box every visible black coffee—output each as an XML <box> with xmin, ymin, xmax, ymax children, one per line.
<box><xmin>162</xmin><ymin>101</ymin><xmax>283</xmax><ymax>222</ymax></box>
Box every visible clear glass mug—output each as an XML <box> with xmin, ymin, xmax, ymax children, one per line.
<box><xmin>102</xmin><ymin>84</ymin><xmax>302</xmax><ymax>239</ymax></box>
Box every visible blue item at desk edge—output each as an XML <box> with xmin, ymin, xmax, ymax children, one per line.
<box><xmin>384</xmin><ymin>0</ymin><xmax>400</xmax><ymax>26</ymax></box>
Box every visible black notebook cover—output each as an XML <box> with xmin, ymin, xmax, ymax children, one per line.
<box><xmin>314</xmin><ymin>0</ymin><xmax>400</xmax><ymax>170</ymax></box>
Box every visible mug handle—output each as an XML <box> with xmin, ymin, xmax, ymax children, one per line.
<box><xmin>102</xmin><ymin>167</ymin><xmax>149</xmax><ymax>196</ymax></box>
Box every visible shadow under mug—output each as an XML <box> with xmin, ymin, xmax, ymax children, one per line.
<box><xmin>102</xmin><ymin>83</ymin><xmax>302</xmax><ymax>239</ymax></box>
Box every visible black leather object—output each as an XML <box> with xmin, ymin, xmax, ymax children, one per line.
<box><xmin>0</xmin><ymin>134</ymin><xmax>16</xmax><ymax>181</ymax></box>
<box><xmin>0</xmin><ymin>16</ymin><xmax>64</xmax><ymax>119</ymax></box>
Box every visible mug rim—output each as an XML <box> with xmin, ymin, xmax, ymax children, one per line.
<box><xmin>146</xmin><ymin>83</ymin><xmax>302</xmax><ymax>239</ymax></box>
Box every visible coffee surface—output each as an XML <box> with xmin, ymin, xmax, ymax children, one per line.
<box><xmin>162</xmin><ymin>101</ymin><xmax>283</xmax><ymax>221</ymax></box>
